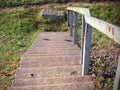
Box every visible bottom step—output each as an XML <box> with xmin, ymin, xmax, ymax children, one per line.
<box><xmin>9</xmin><ymin>82</ymin><xmax>94</xmax><ymax>90</ymax></box>
<box><xmin>13</xmin><ymin>75</ymin><xmax>90</xmax><ymax>86</ymax></box>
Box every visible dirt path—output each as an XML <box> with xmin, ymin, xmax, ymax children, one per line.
<box><xmin>0</xmin><ymin>1</ymin><xmax>117</xmax><ymax>12</ymax></box>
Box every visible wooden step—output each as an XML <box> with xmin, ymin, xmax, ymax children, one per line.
<box><xmin>23</xmin><ymin>52</ymin><xmax>80</xmax><ymax>56</ymax></box>
<box><xmin>25</xmin><ymin>50</ymin><xmax>80</xmax><ymax>54</ymax></box>
<box><xmin>30</xmin><ymin>45</ymin><xmax>80</xmax><ymax>49</ymax></box>
<box><xmin>25</xmin><ymin>51</ymin><xmax>80</xmax><ymax>55</ymax></box>
<box><xmin>20</xmin><ymin>56</ymin><xmax>81</xmax><ymax>68</ymax></box>
<box><xmin>28</xmin><ymin>48</ymin><xmax>80</xmax><ymax>51</ymax></box>
<box><xmin>13</xmin><ymin>75</ymin><xmax>91</xmax><ymax>86</ymax></box>
<box><xmin>9</xmin><ymin>82</ymin><xmax>94</xmax><ymax>90</ymax></box>
<box><xmin>16</xmin><ymin>66</ymin><xmax>82</xmax><ymax>79</ymax></box>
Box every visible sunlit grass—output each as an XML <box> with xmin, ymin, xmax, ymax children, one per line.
<box><xmin>0</xmin><ymin>8</ymin><xmax>43</xmax><ymax>90</ymax></box>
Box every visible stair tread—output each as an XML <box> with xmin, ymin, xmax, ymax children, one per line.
<box><xmin>20</xmin><ymin>56</ymin><xmax>81</xmax><ymax>68</ymax></box>
<box><xmin>13</xmin><ymin>75</ymin><xmax>91</xmax><ymax>86</ymax></box>
<box><xmin>16</xmin><ymin>66</ymin><xmax>82</xmax><ymax>79</ymax></box>
<box><xmin>9</xmin><ymin>82</ymin><xmax>94</xmax><ymax>90</ymax></box>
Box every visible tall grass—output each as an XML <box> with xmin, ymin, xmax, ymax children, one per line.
<box><xmin>0</xmin><ymin>8</ymin><xmax>42</xmax><ymax>90</ymax></box>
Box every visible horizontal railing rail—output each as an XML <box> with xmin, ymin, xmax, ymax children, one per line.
<box><xmin>67</xmin><ymin>7</ymin><xmax>120</xmax><ymax>89</ymax></box>
<box><xmin>86</xmin><ymin>16</ymin><xmax>120</xmax><ymax>44</ymax></box>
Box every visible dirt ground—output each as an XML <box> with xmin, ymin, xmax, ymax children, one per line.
<box><xmin>0</xmin><ymin>1</ymin><xmax>119</xmax><ymax>12</ymax></box>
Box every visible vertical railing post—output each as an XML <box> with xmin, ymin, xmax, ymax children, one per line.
<box><xmin>68</xmin><ymin>10</ymin><xmax>73</xmax><ymax>37</ymax></box>
<box><xmin>68</xmin><ymin>10</ymin><xmax>70</xmax><ymax>27</ymax></box>
<box><xmin>74</xmin><ymin>12</ymin><xmax>78</xmax><ymax>44</ymax></box>
<box><xmin>82</xmin><ymin>23</ymin><xmax>92</xmax><ymax>75</ymax></box>
<box><xmin>113</xmin><ymin>55</ymin><xmax>120</xmax><ymax>90</ymax></box>
<box><xmin>81</xmin><ymin>15</ymin><xmax>86</xmax><ymax>64</ymax></box>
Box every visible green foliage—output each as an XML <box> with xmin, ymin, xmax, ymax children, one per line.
<box><xmin>89</xmin><ymin>3</ymin><xmax>120</xmax><ymax>26</ymax></box>
<box><xmin>0</xmin><ymin>8</ymin><xmax>42</xmax><ymax>90</ymax></box>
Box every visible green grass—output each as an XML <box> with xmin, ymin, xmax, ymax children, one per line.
<box><xmin>0</xmin><ymin>8</ymin><xmax>43</xmax><ymax>90</ymax></box>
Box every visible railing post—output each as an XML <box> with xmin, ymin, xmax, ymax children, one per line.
<box><xmin>68</xmin><ymin>10</ymin><xmax>73</xmax><ymax>37</ymax></box>
<box><xmin>74</xmin><ymin>12</ymin><xmax>78</xmax><ymax>44</ymax></box>
<box><xmin>82</xmin><ymin>23</ymin><xmax>92</xmax><ymax>75</ymax></box>
<box><xmin>68</xmin><ymin>10</ymin><xmax>70</xmax><ymax>27</ymax></box>
<box><xmin>81</xmin><ymin>15</ymin><xmax>86</xmax><ymax>64</ymax></box>
<box><xmin>113</xmin><ymin>55</ymin><xmax>120</xmax><ymax>90</ymax></box>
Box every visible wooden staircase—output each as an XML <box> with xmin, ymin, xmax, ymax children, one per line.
<box><xmin>9</xmin><ymin>32</ymin><xmax>94</xmax><ymax>90</ymax></box>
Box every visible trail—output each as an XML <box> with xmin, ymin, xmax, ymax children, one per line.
<box><xmin>0</xmin><ymin>2</ymin><xmax>116</xmax><ymax>12</ymax></box>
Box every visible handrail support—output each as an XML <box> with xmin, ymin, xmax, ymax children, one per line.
<box><xmin>74</xmin><ymin>12</ymin><xmax>78</xmax><ymax>44</ymax></box>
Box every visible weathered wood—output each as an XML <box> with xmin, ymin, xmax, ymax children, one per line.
<box><xmin>67</xmin><ymin>7</ymin><xmax>120</xmax><ymax>76</ymax></box>
<box><xmin>69</xmin><ymin>10</ymin><xmax>73</xmax><ymax>36</ymax></box>
<box><xmin>68</xmin><ymin>7</ymin><xmax>92</xmax><ymax>75</ymax></box>
<box><xmin>68</xmin><ymin>10</ymin><xmax>70</xmax><ymax>26</ymax></box>
<box><xmin>9</xmin><ymin>32</ymin><xmax>94</xmax><ymax>90</ymax></box>
<box><xmin>68</xmin><ymin>7</ymin><xmax>120</xmax><ymax>44</ymax></box>
<box><xmin>86</xmin><ymin>16</ymin><xmax>120</xmax><ymax>44</ymax></box>
<box><xmin>81</xmin><ymin>15</ymin><xmax>86</xmax><ymax>64</ymax></box>
<box><xmin>82</xmin><ymin>24</ymin><xmax>92</xmax><ymax>75</ymax></box>
<box><xmin>74</xmin><ymin>12</ymin><xmax>78</xmax><ymax>44</ymax></box>
<box><xmin>67</xmin><ymin>7</ymin><xmax>90</xmax><ymax>16</ymax></box>
<box><xmin>113</xmin><ymin>55</ymin><xmax>120</xmax><ymax>90</ymax></box>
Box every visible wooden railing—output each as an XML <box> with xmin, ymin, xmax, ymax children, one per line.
<box><xmin>67</xmin><ymin>7</ymin><xmax>120</xmax><ymax>90</ymax></box>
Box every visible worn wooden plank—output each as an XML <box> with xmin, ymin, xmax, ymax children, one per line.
<box><xmin>86</xmin><ymin>16</ymin><xmax>120</xmax><ymax>44</ymax></box>
<box><xmin>74</xmin><ymin>12</ymin><xmax>78</xmax><ymax>44</ymax></box>
<box><xmin>81</xmin><ymin>15</ymin><xmax>86</xmax><ymax>64</ymax></box>
<box><xmin>82</xmin><ymin>24</ymin><xmax>92</xmax><ymax>75</ymax></box>
<box><xmin>10</xmin><ymin>32</ymin><xmax>95</xmax><ymax>90</ymax></box>
<box><xmin>68</xmin><ymin>7</ymin><xmax>120</xmax><ymax>76</ymax></box>
<box><xmin>68</xmin><ymin>7</ymin><xmax>120</xmax><ymax>44</ymax></box>
<box><xmin>68</xmin><ymin>10</ymin><xmax>73</xmax><ymax>36</ymax></box>
<box><xmin>68</xmin><ymin>7</ymin><xmax>92</xmax><ymax>75</ymax></box>
<box><xmin>113</xmin><ymin>55</ymin><xmax>120</xmax><ymax>90</ymax></box>
<box><xmin>68</xmin><ymin>10</ymin><xmax>70</xmax><ymax>26</ymax></box>
<box><xmin>67</xmin><ymin>7</ymin><xmax>90</xmax><ymax>16</ymax></box>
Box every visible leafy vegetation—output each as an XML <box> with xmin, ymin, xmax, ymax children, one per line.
<box><xmin>89</xmin><ymin>3</ymin><xmax>120</xmax><ymax>26</ymax></box>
